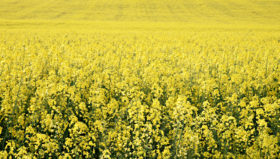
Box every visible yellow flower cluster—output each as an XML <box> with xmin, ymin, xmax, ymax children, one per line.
<box><xmin>0</xmin><ymin>29</ymin><xmax>279</xmax><ymax>158</ymax></box>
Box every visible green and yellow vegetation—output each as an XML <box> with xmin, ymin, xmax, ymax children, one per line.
<box><xmin>0</xmin><ymin>0</ymin><xmax>280</xmax><ymax>158</ymax></box>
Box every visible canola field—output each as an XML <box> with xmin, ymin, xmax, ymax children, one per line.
<box><xmin>0</xmin><ymin>0</ymin><xmax>280</xmax><ymax>158</ymax></box>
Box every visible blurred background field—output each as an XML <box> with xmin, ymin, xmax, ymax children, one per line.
<box><xmin>0</xmin><ymin>0</ymin><xmax>279</xmax><ymax>31</ymax></box>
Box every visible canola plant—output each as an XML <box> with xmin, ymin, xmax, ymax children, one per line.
<box><xmin>0</xmin><ymin>29</ymin><xmax>279</xmax><ymax>158</ymax></box>
<box><xmin>0</xmin><ymin>0</ymin><xmax>280</xmax><ymax>158</ymax></box>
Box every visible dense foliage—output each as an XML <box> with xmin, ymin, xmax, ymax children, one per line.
<box><xmin>0</xmin><ymin>30</ymin><xmax>279</xmax><ymax>158</ymax></box>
